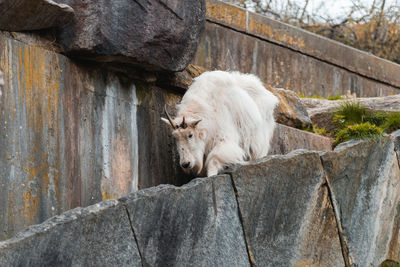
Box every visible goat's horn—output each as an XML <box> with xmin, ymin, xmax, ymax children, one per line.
<box><xmin>181</xmin><ymin>117</ymin><xmax>187</xmax><ymax>129</ymax></box>
<box><xmin>164</xmin><ymin>104</ymin><xmax>177</xmax><ymax>129</ymax></box>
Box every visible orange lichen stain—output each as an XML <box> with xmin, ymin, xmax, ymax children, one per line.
<box><xmin>100</xmin><ymin>178</ymin><xmax>117</xmax><ymax>201</ymax></box>
<box><xmin>206</xmin><ymin>2</ymin><xmax>246</xmax><ymax>30</ymax></box>
<box><xmin>296</xmin><ymin>260</ymin><xmax>313</xmax><ymax>267</ymax></box>
<box><xmin>247</xmin><ymin>17</ymin><xmax>307</xmax><ymax>49</ymax></box>
<box><xmin>323</xmin><ymin>191</ymin><xmax>328</xmax><ymax>207</ymax></box>
<box><xmin>22</xmin><ymin>166</ymin><xmax>40</xmax><ymax>224</ymax></box>
<box><xmin>110</xmin><ymin>137</ymin><xmax>133</xmax><ymax>198</ymax></box>
<box><xmin>264</xmin><ymin>83</ymin><xmax>296</xmax><ymax>118</ymax></box>
<box><xmin>14</xmin><ymin>39</ymin><xmax>63</xmax><ymax>215</ymax></box>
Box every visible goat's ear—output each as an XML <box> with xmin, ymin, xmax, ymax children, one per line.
<box><xmin>191</xmin><ymin>119</ymin><xmax>202</xmax><ymax>128</ymax></box>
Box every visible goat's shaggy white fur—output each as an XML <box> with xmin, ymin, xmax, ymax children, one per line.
<box><xmin>163</xmin><ymin>70</ymin><xmax>279</xmax><ymax>177</ymax></box>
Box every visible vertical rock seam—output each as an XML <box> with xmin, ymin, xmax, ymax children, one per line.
<box><xmin>228</xmin><ymin>174</ymin><xmax>256</xmax><ymax>266</ymax></box>
<box><xmin>124</xmin><ymin>205</ymin><xmax>145</xmax><ymax>267</ymax></box>
<box><xmin>320</xmin><ymin>158</ymin><xmax>353</xmax><ymax>267</ymax></box>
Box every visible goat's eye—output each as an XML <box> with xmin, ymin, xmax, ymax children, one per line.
<box><xmin>188</xmin><ymin>133</ymin><xmax>193</xmax><ymax>139</ymax></box>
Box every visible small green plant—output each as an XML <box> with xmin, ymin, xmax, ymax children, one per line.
<box><xmin>297</xmin><ymin>93</ymin><xmax>343</xmax><ymax>100</ymax></box>
<box><xmin>328</xmin><ymin>101</ymin><xmax>400</xmax><ymax>145</ymax></box>
<box><xmin>327</xmin><ymin>94</ymin><xmax>344</xmax><ymax>100</ymax></box>
<box><xmin>313</xmin><ymin>125</ymin><xmax>327</xmax><ymax>135</ymax></box>
<box><xmin>379</xmin><ymin>259</ymin><xmax>400</xmax><ymax>267</ymax></box>
<box><xmin>363</xmin><ymin>112</ymin><xmax>388</xmax><ymax>126</ymax></box>
<box><xmin>381</xmin><ymin>112</ymin><xmax>400</xmax><ymax>133</ymax></box>
<box><xmin>335</xmin><ymin>122</ymin><xmax>384</xmax><ymax>145</ymax></box>
<box><xmin>297</xmin><ymin>93</ymin><xmax>324</xmax><ymax>99</ymax></box>
<box><xmin>333</xmin><ymin>101</ymin><xmax>367</xmax><ymax>127</ymax></box>
<box><xmin>299</xmin><ymin>124</ymin><xmax>327</xmax><ymax>136</ymax></box>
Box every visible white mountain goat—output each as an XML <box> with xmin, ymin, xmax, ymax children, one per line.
<box><xmin>162</xmin><ymin>71</ymin><xmax>279</xmax><ymax>177</ymax></box>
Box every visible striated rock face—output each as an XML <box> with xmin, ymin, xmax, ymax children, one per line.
<box><xmin>0</xmin><ymin>137</ymin><xmax>399</xmax><ymax>266</ymax></box>
<box><xmin>0</xmin><ymin>0</ymin><xmax>74</xmax><ymax>31</ymax></box>
<box><xmin>229</xmin><ymin>151</ymin><xmax>344</xmax><ymax>266</ymax></box>
<box><xmin>393</xmin><ymin>130</ymin><xmax>400</xmax><ymax>166</ymax></box>
<box><xmin>0</xmin><ymin>200</ymin><xmax>141</xmax><ymax>266</ymax></box>
<box><xmin>121</xmin><ymin>175</ymin><xmax>250</xmax><ymax>267</ymax></box>
<box><xmin>321</xmin><ymin>137</ymin><xmax>400</xmax><ymax>266</ymax></box>
<box><xmin>56</xmin><ymin>0</ymin><xmax>206</xmax><ymax>72</ymax></box>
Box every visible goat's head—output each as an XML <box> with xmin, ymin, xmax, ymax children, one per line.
<box><xmin>162</xmin><ymin>105</ymin><xmax>207</xmax><ymax>175</ymax></box>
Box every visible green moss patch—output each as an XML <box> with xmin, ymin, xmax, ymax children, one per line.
<box><xmin>332</xmin><ymin>101</ymin><xmax>400</xmax><ymax>145</ymax></box>
<box><xmin>297</xmin><ymin>93</ymin><xmax>343</xmax><ymax>100</ymax></box>
<box><xmin>335</xmin><ymin>122</ymin><xmax>384</xmax><ymax>145</ymax></box>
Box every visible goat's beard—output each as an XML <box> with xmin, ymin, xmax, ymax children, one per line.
<box><xmin>179</xmin><ymin>158</ymin><xmax>204</xmax><ymax>176</ymax></box>
<box><xmin>181</xmin><ymin>160</ymin><xmax>203</xmax><ymax>176</ymax></box>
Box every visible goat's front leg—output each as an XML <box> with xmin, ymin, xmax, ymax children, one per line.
<box><xmin>206</xmin><ymin>157</ymin><xmax>222</xmax><ymax>177</ymax></box>
<box><xmin>205</xmin><ymin>141</ymin><xmax>245</xmax><ymax>177</ymax></box>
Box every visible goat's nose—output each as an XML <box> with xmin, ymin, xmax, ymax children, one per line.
<box><xmin>182</xmin><ymin>162</ymin><xmax>190</xmax><ymax>169</ymax></box>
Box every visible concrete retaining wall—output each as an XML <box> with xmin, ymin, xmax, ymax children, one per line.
<box><xmin>193</xmin><ymin>0</ymin><xmax>400</xmax><ymax>97</ymax></box>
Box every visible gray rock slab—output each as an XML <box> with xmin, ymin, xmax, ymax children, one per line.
<box><xmin>120</xmin><ymin>175</ymin><xmax>250</xmax><ymax>267</ymax></box>
<box><xmin>0</xmin><ymin>200</ymin><xmax>141</xmax><ymax>266</ymax></box>
<box><xmin>230</xmin><ymin>151</ymin><xmax>344</xmax><ymax>266</ymax></box>
<box><xmin>393</xmin><ymin>130</ymin><xmax>400</xmax><ymax>167</ymax></box>
<box><xmin>56</xmin><ymin>0</ymin><xmax>206</xmax><ymax>72</ymax></box>
<box><xmin>269</xmin><ymin>123</ymin><xmax>333</xmax><ymax>155</ymax></box>
<box><xmin>0</xmin><ymin>0</ymin><xmax>74</xmax><ymax>31</ymax></box>
<box><xmin>321</xmin><ymin>137</ymin><xmax>400</xmax><ymax>266</ymax></box>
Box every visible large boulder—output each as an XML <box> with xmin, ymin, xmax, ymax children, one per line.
<box><xmin>0</xmin><ymin>200</ymin><xmax>141</xmax><ymax>266</ymax></box>
<box><xmin>56</xmin><ymin>0</ymin><xmax>206</xmax><ymax>72</ymax></box>
<box><xmin>120</xmin><ymin>175</ymin><xmax>250</xmax><ymax>266</ymax></box>
<box><xmin>320</xmin><ymin>137</ymin><xmax>400</xmax><ymax>266</ymax></box>
<box><xmin>229</xmin><ymin>150</ymin><xmax>344</xmax><ymax>266</ymax></box>
<box><xmin>0</xmin><ymin>0</ymin><xmax>74</xmax><ymax>31</ymax></box>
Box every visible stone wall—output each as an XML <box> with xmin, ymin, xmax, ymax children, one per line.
<box><xmin>0</xmin><ymin>34</ymin><xmax>190</xmax><ymax>241</ymax></box>
<box><xmin>1</xmin><ymin>136</ymin><xmax>399</xmax><ymax>266</ymax></box>
<box><xmin>193</xmin><ymin>0</ymin><xmax>400</xmax><ymax>97</ymax></box>
<box><xmin>0</xmin><ymin>31</ymin><xmax>333</xmax><ymax>241</ymax></box>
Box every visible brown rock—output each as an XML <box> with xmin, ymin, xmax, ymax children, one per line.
<box><xmin>267</xmin><ymin>86</ymin><xmax>312</xmax><ymax>128</ymax></box>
